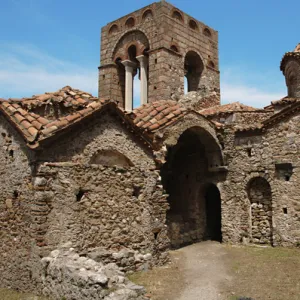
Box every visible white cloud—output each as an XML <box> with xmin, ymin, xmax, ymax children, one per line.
<box><xmin>0</xmin><ymin>44</ymin><xmax>97</xmax><ymax>99</ymax></box>
<box><xmin>221</xmin><ymin>83</ymin><xmax>286</xmax><ymax>108</ymax></box>
<box><xmin>220</xmin><ymin>66</ymin><xmax>286</xmax><ymax>108</ymax></box>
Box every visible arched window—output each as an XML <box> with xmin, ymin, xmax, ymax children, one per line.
<box><xmin>203</xmin><ymin>27</ymin><xmax>212</xmax><ymax>37</ymax></box>
<box><xmin>247</xmin><ymin>177</ymin><xmax>273</xmax><ymax>245</ymax></box>
<box><xmin>142</xmin><ymin>9</ymin><xmax>153</xmax><ymax>22</ymax></box>
<box><xmin>125</xmin><ymin>17</ymin><xmax>135</xmax><ymax>29</ymax></box>
<box><xmin>172</xmin><ymin>10</ymin><xmax>184</xmax><ymax>23</ymax></box>
<box><xmin>113</xmin><ymin>31</ymin><xmax>150</xmax><ymax>111</ymax></box>
<box><xmin>90</xmin><ymin>150</ymin><xmax>134</xmax><ymax>167</ymax></box>
<box><xmin>184</xmin><ymin>51</ymin><xmax>204</xmax><ymax>92</ymax></box>
<box><xmin>109</xmin><ymin>24</ymin><xmax>118</xmax><ymax>35</ymax></box>
<box><xmin>189</xmin><ymin>19</ymin><xmax>199</xmax><ymax>31</ymax></box>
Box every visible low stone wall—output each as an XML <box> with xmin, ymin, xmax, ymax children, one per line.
<box><xmin>39</xmin><ymin>244</ymin><xmax>147</xmax><ymax>300</ymax></box>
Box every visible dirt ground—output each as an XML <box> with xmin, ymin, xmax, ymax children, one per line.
<box><xmin>1</xmin><ymin>242</ymin><xmax>300</xmax><ymax>300</ymax></box>
<box><xmin>129</xmin><ymin>242</ymin><xmax>300</xmax><ymax>300</ymax></box>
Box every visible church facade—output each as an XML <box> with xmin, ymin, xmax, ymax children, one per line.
<box><xmin>0</xmin><ymin>0</ymin><xmax>300</xmax><ymax>296</ymax></box>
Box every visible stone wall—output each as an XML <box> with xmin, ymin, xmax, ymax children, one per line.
<box><xmin>0</xmin><ymin>116</ymin><xmax>35</xmax><ymax>291</ymax></box>
<box><xmin>38</xmin><ymin>114</ymin><xmax>154</xmax><ymax>170</ymax></box>
<box><xmin>31</xmin><ymin>163</ymin><xmax>169</xmax><ymax>271</ymax></box>
<box><xmin>221</xmin><ymin>112</ymin><xmax>300</xmax><ymax>246</ymax></box>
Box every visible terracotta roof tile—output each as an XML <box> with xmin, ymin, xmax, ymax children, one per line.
<box><xmin>271</xmin><ymin>96</ymin><xmax>299</xmax><ymax>106</ymax></box>
<box><xmin>1</xmin><ymin>89</ymin><xmax>188</xmax><ymax>148</ymax></box>
<box><xmin>199</xmin><ymin>102</ymin><xmax>259</xmax><ymax>116</ymax></box>
<box><xmin>0</xmin><ymin>86</ymin><xmax>107</xmax><ymax>147</ymax></box>
<box><xmin>129</xmin><ymin>100</ymin><xmax>187</xmax><ymax>132</ymax></box>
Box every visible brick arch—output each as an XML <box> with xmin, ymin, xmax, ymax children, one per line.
<box><xmin>171</xmin><ymin>8</ymin><xmax>184</xmax><ymax>23</ymax></box>
<box><xmin>108</xmin><ymin>23</ymin><xmax>119</xmax><ymax>35</ymax></box>
<box><xmin>125</xmin><ymin>16</ymin><xmax>136</xmax><ymax>29</ymax></box>
<box><xmin>112</xmin><ymin>30</ymin><xmax>150</xmax><ymax>62</ymax></box>
<box><xmin>142</xmin><ymin>9</ymin><xmax>153</xmax><ymax>22</ymax></box>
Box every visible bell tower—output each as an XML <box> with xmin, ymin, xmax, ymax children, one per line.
<box><xmin>98</xmin><ymin>1</ymin><xmax>220</xmax><ymax>111</ymax></box>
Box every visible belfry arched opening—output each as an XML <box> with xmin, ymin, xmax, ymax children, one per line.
<box><xmin>161</xmin><ymin>127</ymin><xmax>223</xmax><ymax>249</ymax></box>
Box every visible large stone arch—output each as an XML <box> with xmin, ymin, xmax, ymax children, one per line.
<box><xmin>112</xmin><ymin>30</ymin><xmax>150</xmax><ymax>62</ymax></box>
<box><xmin>158</xmin><ymin>113</ymin><xmax>225</xmax><ymax>248</ymax></box>
<box><xmin>156</xmin><ymin>113</ymin><xmax>224</xmax><ymax>167</ymax></box>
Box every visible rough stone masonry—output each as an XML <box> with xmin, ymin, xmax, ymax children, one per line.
<box><xmin>0</xmin><ymin>1</ymin><xmax>300</xmax><ymax>299</ymax></box>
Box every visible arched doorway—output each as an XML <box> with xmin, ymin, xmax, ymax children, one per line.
<box><xmin>247</xmin><ymin>177</ymin><xmax>273</xmax><ymax>245</ymax></box>
<box><xmin>205</xmin><ymin>184</ymin><xmax>222</xmax><ymax>242</ymax></box>
<box><xmin>161</xmin><ymin>126</ymin><xmax>223</xmax><ymax>249</ymax></box>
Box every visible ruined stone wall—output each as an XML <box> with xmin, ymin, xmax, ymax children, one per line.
<box><xmin>222</xmin><ymin>113</ymin><xmax>300</xmax><ymax>246</ymax></box>
<box><xmin>0</xmin><ymin>116</ymin><xmax>35</xmax><ymax>291</ymax></box>
<box><xmin>32</xmin><ymin>163</ymin><xmax>169</xmax><ymax>270</ymax></box>
<box><xmin>31</xmin><ymin>114</ymin><xmax>169</xmax><ymax>269</ymax></box>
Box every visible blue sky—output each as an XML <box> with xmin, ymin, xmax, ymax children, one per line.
<box><xmin>0</xmin><ymin>0</ymin><xmax>299</xmax><ymax>107</ymax></box>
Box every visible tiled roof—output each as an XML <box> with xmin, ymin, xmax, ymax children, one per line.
<box><xmin>8</xmin><ymin>85</ymin><xmax>99</xmax><ymax>109</ymax></box>
<box><xmin>0</xmin><ymin>86</ymin><xmax>109</xmax><ymax>147</ymax></box>
<box><xmin>271</xmin><ymin>96</ymin><xmax>299</xmax><ymax>106</ymax></box>
<box><xmin>129</xmin><ymin>100</ymin><xmax>187</xmax><ymax>132</ymax></box>
<box><xmin>236</xmin><ymin>100</ymin><xmax>300</xmax><ymax>132</ymax></box>
<box><xmin>0</xmin><ymin>89</ymin><xmax>220</xmax><ymax>149</ymax></box>
<box><xmin>199</xmin><ymin>102</ymin><xmax>258</xmax><ymax>116</ymax></box>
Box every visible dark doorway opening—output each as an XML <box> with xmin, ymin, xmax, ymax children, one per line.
<box><xmin>205</xmin><ymin>184</ymin><xmax>222</xmax><ymax>242</ymax></box>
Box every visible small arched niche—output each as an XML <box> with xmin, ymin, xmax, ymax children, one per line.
<box><xmin>184</xmin><ymin>51</ymin><xmax>204</xmax><ymax>92</ymax></box>
<box><xmin>90</xmin><ymin>149</ymin><xmax>134</xmax><ymax>167</ymax></box>
<box><xmin>142</xmin><ymin>9</ymin><xmax>153</xmax><ymax>22</ymax></box>
<box><xmin>189</xmin><ymin>19</ymin><xmax>199</xmax><ymax>31</ymax></box>
<box><xmin>109</xmin><ymin>24</ymin><xmax>119</xmax><ymax>35</ymax></box>
<box><xmin>203</xmin><ymin>27</ymin><xmax>212</xmax><ymax>37</ymax></box>
<box><xmin>172</xmin><ymin>10</ymin><xmax>184</xmax><ymax>23</ymax></box>
<box><xmin>125</xmin><ymin>17</ymin><xmax>135</xmax><ymax>29</ymax></box>
<box><xmin>247</xmin><ymin>177</ymin><xmax>273</xmax><ymax>245</ymax></box>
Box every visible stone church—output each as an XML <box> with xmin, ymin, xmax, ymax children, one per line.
<box><xmin>0</xmin><ymin>0</ymin><xmax>300</xmax><ymax>297</ymax></box>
